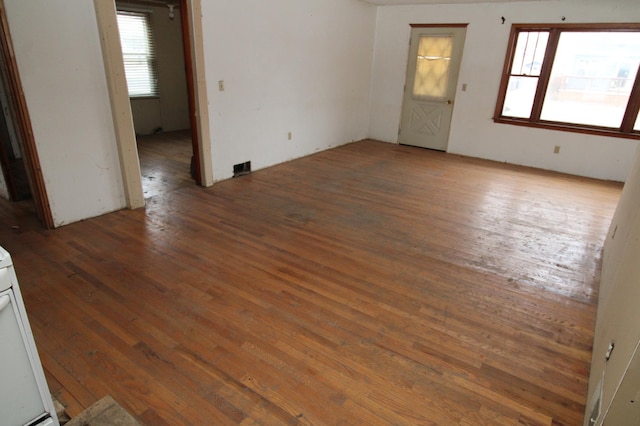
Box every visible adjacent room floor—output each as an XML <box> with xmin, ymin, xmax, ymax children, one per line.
<box><xmin>136</xmin><ymin>129</ymin><xmax>194</xmax><ymax>200</ymax></box>
<box><xmin>0</xmin><ymin>140</ymin><xmax>622</xmax><ymax>424</ymax></box>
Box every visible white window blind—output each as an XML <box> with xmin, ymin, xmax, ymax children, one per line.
<box><xmin>116</xmin><ymin>11</ymin><xmax>158</xmax><ymax>97</ymax></box>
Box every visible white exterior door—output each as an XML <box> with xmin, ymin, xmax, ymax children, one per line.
<box><xmin>399</xmin><ymin>26</ymin><xmax>467</xmax><ymax>151</ymax></box>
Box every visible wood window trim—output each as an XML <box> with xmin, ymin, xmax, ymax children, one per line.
<box><xmin>494</xmin><ymin>23</ymin><xmax>640</xmax><ymax>140</ymax></box>
<box><xmin>180</xmin><ymin>0</ymin><xmax>201</xmax><ymax>185</ymax></box>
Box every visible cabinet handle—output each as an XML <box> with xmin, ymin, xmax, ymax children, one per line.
<box><xmin>0</xmin><ymin>295</ymin><xmax>9</xmax><ymax>312</ymax></box>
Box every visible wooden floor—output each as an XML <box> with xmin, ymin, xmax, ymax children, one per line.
<box><xmin>0</xmin><ymin>141</ymin><xmax>622</xmax><ymax>425</ymax></box>
<box><xmin>136</xmin><ymin>129</ymin><xmax>194</xmax><ymax>200</ymax></box>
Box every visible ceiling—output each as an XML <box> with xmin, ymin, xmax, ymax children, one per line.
<box><xmin>122</xmin><ymin>0</ymin><xmax>549</xmax><ymax>5</ymax></box>
<box><xmin>119</xmin><ymin>0</ymin><xmax>551</xmax><ymax>8</ymax></box>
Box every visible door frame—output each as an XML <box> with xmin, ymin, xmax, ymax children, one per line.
<box><xmin>399</xmin><ymin>23</ymin><xmax>468</xmax><ymax>151</ymax></box>
<box><xmin>179</xmin><ymin>0</ymin><xmax>213</xmax><ymax>187</ymax></box>
<box><xmin>0</xmin><ymin>1</ymin><xmax>54</xmax><ymax>228</ymax></box>
<box><xmin>94</xmin><ymin>0</ymin><xmax>213</xmax><ymax>211</ymax></box>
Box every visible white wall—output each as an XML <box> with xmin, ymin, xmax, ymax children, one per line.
<box><xmin>130</xmin><ymin>97</ymin><xmax>163</xmax><ymax>135</ymax></box>
<box><xmin>4</xmin><ymin>0</ymin><xmax>126</xmax><ymax>226</ymax></box>
<box><xmin>586</xmin><ymin>144</ymin><xmax>640</xmax><ymax>424</ymax></box>
<box><xmin>201</xmin><ymin>0</ymin><xmax>377</xmax><ymax>181</ymax></box>
<box><xmin>369</xmin><ymin>0</ymin><xmax>639</xmax><ymax>182</ymax></box>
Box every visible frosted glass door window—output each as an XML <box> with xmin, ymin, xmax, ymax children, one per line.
<box><xmin>413</xmin><ymin>36</ymin><xmax>453</xmax><ymax>99</ymax></box>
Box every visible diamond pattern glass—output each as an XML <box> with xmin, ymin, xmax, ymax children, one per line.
<box><xmin>413</xmin><ymin>36</ymin><xmax>453</xmax><ymax>99</ymax></box>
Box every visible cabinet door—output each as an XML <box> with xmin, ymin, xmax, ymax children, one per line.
<box><xmin>0</xmin><ymin>289</ymin><xmax>47</xmax><ymax>425</ymax></box>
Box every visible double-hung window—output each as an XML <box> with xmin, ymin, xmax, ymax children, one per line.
<box><xmin>494</xmin><ymin>24</ymin><xmax>640</xmax><ymax>138</ymax></box>
<box><xmin>116</xmin><ymin>11</ymin><xmax>158</xmax><ymax>98</ymax></box>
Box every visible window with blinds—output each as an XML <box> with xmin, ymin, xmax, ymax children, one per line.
<box><xmin>116</xmin><ymin>11</ymin><xmax>158</xmax><ymax>98</ymax></box>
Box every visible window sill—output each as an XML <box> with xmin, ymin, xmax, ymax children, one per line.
<box><xmin>130</xmin><ymin>96</ymin><xmax>160</xmax><ymax>101</ymax></box>
<box><xmin>493</xmin><ymin>117</ymin><xmax>640</xmax><ymax>141</ymax></box>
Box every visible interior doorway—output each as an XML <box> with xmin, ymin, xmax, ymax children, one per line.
<box><xmin>95</xmin><ymin>0</ymin><xmax>212</xmax><ymax>211</ymax></box>
<box><xmin>399</xmin><ymin>25</ymin><xmax>467</xmax><ymax>151</ymax></box>
<box><xmin>116</xmin><ymin>0</ymin><xmax>197</xmax><ymax>198</ymax></box>
<box><xmin>0</xmin><ymin>0</ymin><xmax>53</xmax><ymax>228</ymax></box>
<box><xmin>0</xmin><ymin>74</ymin><xmax>30</xmax><ymax>202</ymax></box>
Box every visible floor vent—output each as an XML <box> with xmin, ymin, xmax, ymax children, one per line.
<box><xmin>233</xmin><ymin>161</ymin><xmax>251</xmax><ymax>177</ymax></box>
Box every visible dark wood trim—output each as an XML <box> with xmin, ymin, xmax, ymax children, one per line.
<box><xmin>494</xmin><ymin>23</ymin><xmax>640</xmax><ymax>139</ymax></box>
<box><xmin>410</xmin><ymin>23</ymin><xmax>468</xmax><ymax>28</ymax></box>
<box><xmin>621</xmin><ymin>65</ymin><xmax>640</xmax><ymax>133</ymax></box>
<box><xmin>493</xmin><ymin>25</ymin><xmax>520</xmax><ymax>119</ymax></box>
<box><xmin>510</xmin><ymin>22</ymin><xmax>640</xmax><ymax>31</ymax></box>
<box><xmin>180</xmin><ymin>0</ymin><xmax>202</xmax><ymax>186</ymax></box>
<box><xmin>530</xmin><ymin>29</ymin><xmax>560</xmax><ymax>121</ymax></box>
<box><xmin>0</xmin><ymin>1</ymin><xmax>54</xmax><ymax>228</ymax></box>
<box><xmin>494</xmin><ymin>117</ymin><xmax>640</xmax><ymax>140</ymax></box>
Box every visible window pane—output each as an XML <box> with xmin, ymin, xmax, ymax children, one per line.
<box><xmin>511</xmin><ymin>31</ymin><xmax>549</xmax><ymax>76</ymax></box>
<box><xmin>413</xmin><ymin>36</ymin><xmax>453</xmax><ymax>99</ymax></box>
<box><xmin>502</xmin><ymin>76</ymin><xmax>538</xmax><ymax>118</ymax></box>
<box><xmin>118</xmin><ymin>15</ymin><xmax>150</xmax><ymax>55</ymax></box>
<box><xmin>117</xmin><ymin>12</ymin><xmax>157</xmax><ymax>97</ymax></box>
<box><xmin>635</xmin><ymin>112</ymin><xmax>640</xmax><ymax>131</ymax></box>
<box><xmin>123</xmin><ymin>60</ymin><xmax>154</xmax><ymax>96</ymax></box>
<box><xmin>540</xmin><ymin>32</ymin><xmax>640</xmax><ymax>128</ymax></box>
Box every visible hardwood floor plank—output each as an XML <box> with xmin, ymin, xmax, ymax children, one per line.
<box><xmin>39</xmin><ymin>356</ymin><xmax>94</xmax><ymax>418</ymax></box>
<box><xmin>136</xmin><ymin>130</ymin><xmax>194</xmax><ymax>200</ymax></box>
<box><xmin>0</xmin><ymin>140</ymin><xmax>622</xmax><ymax>424</ymax></box>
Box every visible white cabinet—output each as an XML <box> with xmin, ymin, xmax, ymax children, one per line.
<box><xmin>0</xmin><ymin>247</ymin><xmax>58</xmax><ymax>426</ymax></box>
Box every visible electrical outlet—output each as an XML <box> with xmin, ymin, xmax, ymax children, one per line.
<box><xmin>218</xmin><ymin>80</ymin><xmax>225</xmax><ymax>91</ymax></box>
<box><xmin>554</xmin><ymin>146</ymin><xmax>560</xmax><ymax>154</ymax></box>
<box><xmin>288</xmin><ymin>132</ymin><xmax>292</xmax><ymax>140</ymax></box>
<box><xmin>462</xmin><ymin>83</ymin><xmax>468</xmax><ymax>92</ymax></box>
